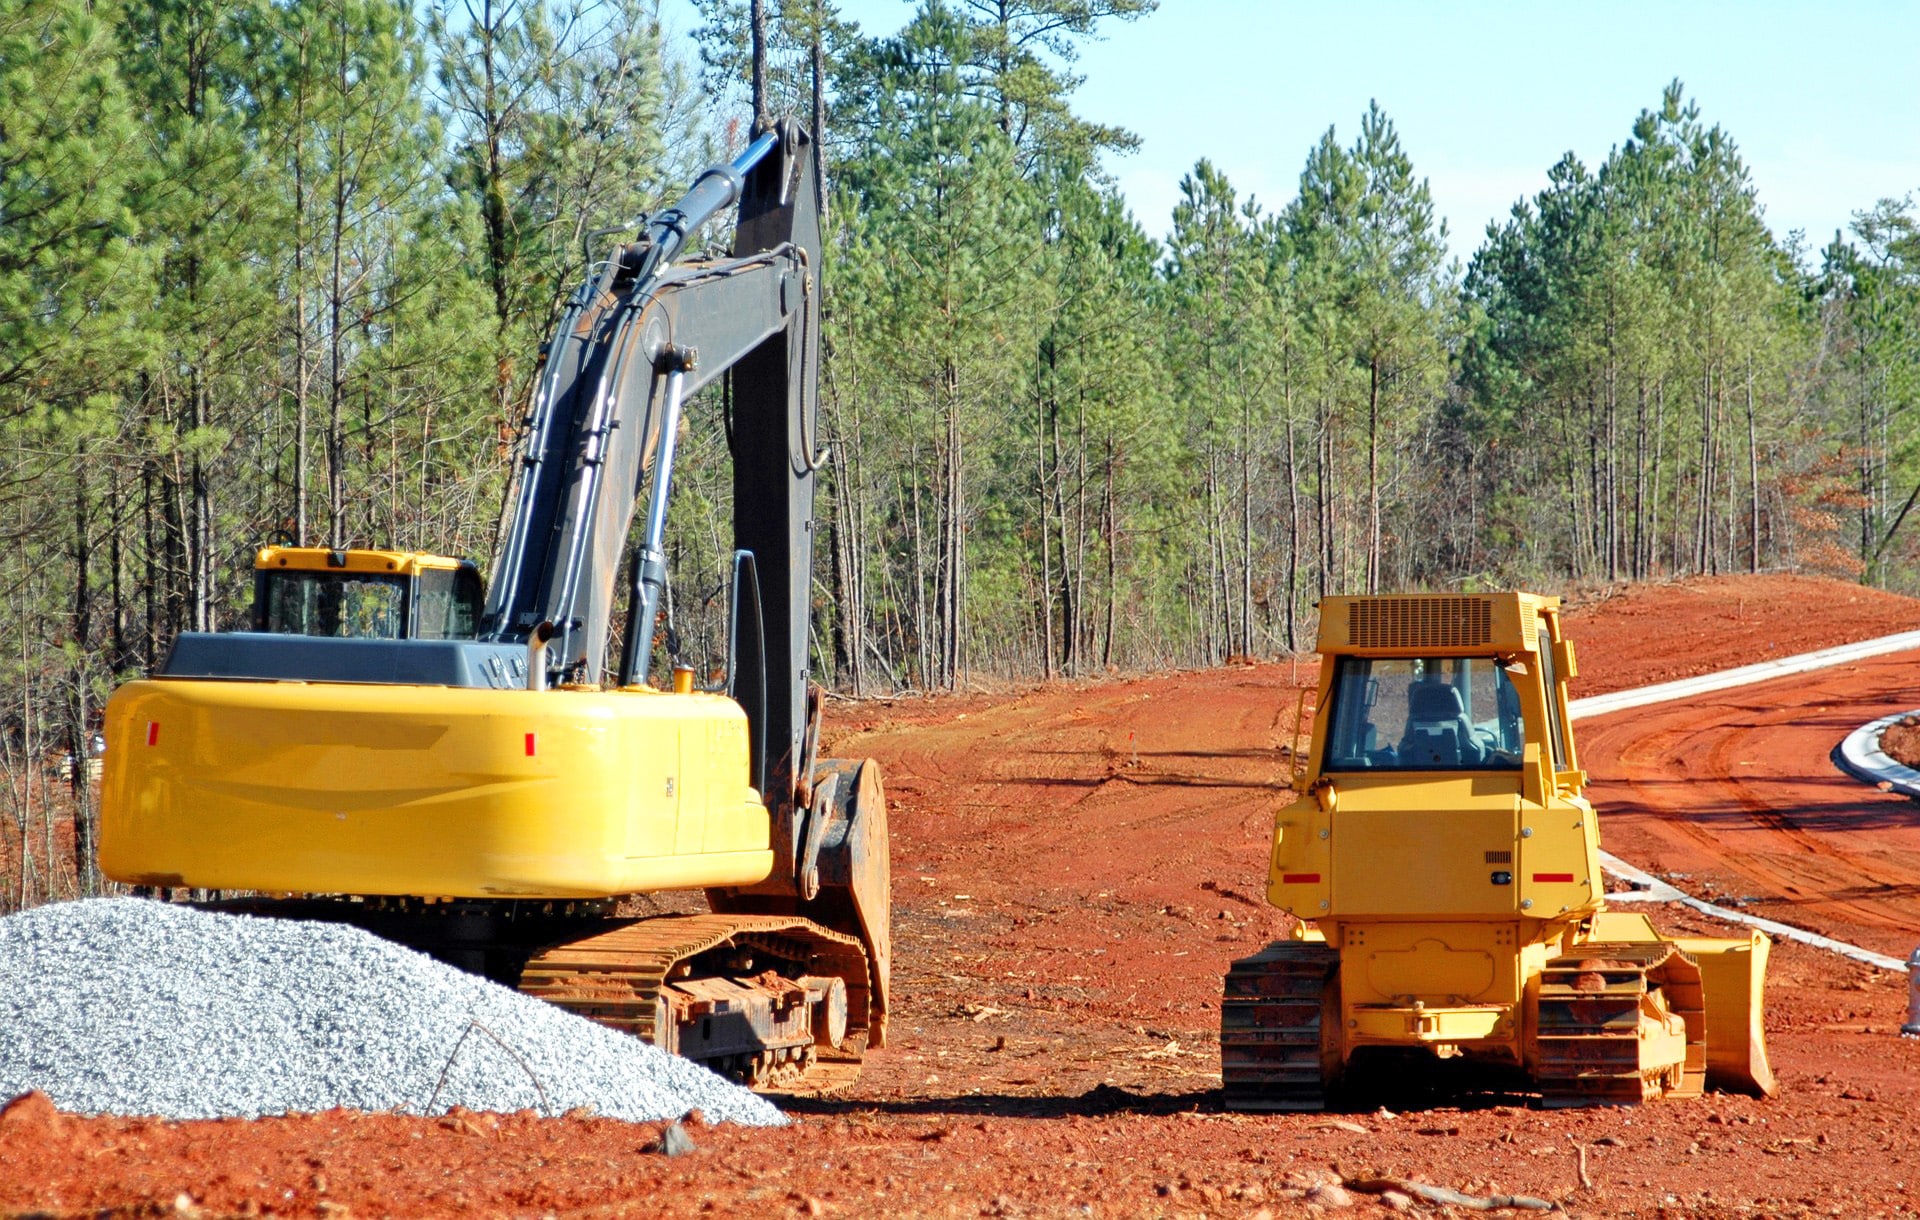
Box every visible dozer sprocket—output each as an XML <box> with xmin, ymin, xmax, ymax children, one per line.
<box><xmin>1533</xmin><ymin>942</ymin><xmax>1705</xmax><ymax>1108</ymax></box>
<box><xmin>517</xmin><ymin>912</ymin><xmax>872</xmax><ymax>1093</ymax></box>
<box><xmin>1220</xmin><ymin>941</ymin><xmax>1342</xmax><ymax>1112</ymax></box>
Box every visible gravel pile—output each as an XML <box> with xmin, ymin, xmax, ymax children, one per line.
<box><xmin>0</xmin><ymin>897</ymin><xmax>784</xmax><ymax>1125</ymax></box>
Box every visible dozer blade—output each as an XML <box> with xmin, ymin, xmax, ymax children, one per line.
<box><xmin>1674</xmin><ymin>931</ymin><xmax>1778</xmax><ymax>1098</ymax></box>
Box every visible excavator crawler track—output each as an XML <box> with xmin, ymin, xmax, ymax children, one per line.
<box><xmin>1220</xmin><ymin>941</ymin><xmax>1342</xmax><ymax>1112</ymax></box>
<box><xmin>518</xmin><ymin>912</ymin><xmax>872</xmax><ymax>1093</ymax></box>
<box><xmin>1533</xmin><ymin>943</ymin><xmax>1704</xmax><ymax>1108</ymax></box>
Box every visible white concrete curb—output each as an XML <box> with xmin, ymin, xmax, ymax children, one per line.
<box><xmin>1599</xmin><ymin>850</ymin><xmax>1904</xmax><ymax>972</ymax></box>
<box><xmin>1835</xmin><ymin>712</ymin><xmax>1920</xmax><ymax>802</ymax></box>
<box><xmin>1571</xmin><ymin>629</ymin><xmax>1920</xmax><ymax>973</ymax></box>
<box><xmin>1567</xmin><ymin>628</ymin><xmax>1920</xmax><ymax>721</ymax></box>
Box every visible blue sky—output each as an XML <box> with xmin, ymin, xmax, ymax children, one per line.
<box><xmin>659</xmin><ymin>0</ymin><xmax>1920</xmax><ymax>261</ymax></box>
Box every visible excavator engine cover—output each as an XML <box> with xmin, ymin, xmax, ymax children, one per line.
<box><xmin>101</xmin><ymin>679</ymin><xmax>774</xmax><ymax>898</ymax></box>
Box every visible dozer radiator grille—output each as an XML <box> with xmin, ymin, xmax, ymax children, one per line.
<box><xmin>1348</xmin><ymin>597</ymin><xmax>1492</xmax><ymax>649</ymax></box>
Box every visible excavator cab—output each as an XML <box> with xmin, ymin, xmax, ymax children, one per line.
<box><xmin>251</xmin><ymin>547</ymin><xmax>482</xmax><ymax>641</ymax></box>
<box><xmin>1221</xmin><ymin>592</ymin><xmax>1776</xmax><ymax>1110</ymax></box>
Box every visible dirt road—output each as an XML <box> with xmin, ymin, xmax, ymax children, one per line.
<box><xmin>1582</xmin><ymin>649</ymin><xmax>1920</xmax><ymax>963</ymax></box>
<box><xmin>7</xmin><ymin>574</ymin><xmax>1920</xmax><ymax>1217</ymax></box>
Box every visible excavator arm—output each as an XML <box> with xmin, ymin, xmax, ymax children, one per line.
<box><xmin>480</xmin><ymin>117</ymin><xmax>886</xmax><ymax>1034</ymax></box>
<box><xmin>482</xmin><ymin>119</ymin><xmax>828</xmax><ymax>818</ymax></box>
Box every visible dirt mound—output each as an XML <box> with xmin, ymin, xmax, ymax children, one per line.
<box><xmin>1879</xmin><ymin>715</ymin><xmax>1920</xmax><ymax>769</ymax></box>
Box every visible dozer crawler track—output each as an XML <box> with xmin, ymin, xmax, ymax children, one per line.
<box><xmin>519</xmin><ymin>912</ymin><xmax>873</xmax><ymax>1093</ymax></box>
<box><xmin>1221</xmin><ymin>941</ymin><xmax>1342</xmax><ymax>1112</ymax></box>
<box><xmin>1533</xmin><ymin>943</ymin><xmax>1705</xmax><ymax>1108</ymax></box>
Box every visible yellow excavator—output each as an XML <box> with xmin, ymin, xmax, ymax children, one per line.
<box><xmin>1222</xmin><ymin>592</ymin><xmax>1775</xmax><ymax>1109</ymax></box>
<box><xmin>100</xmin><ymin>121</ymin><xmax>888</xmax><ymax>1091</ymax></box>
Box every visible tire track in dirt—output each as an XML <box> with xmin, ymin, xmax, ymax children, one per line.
<box><xmin>1581</xmin><ymin>647</ymin><xmax>1920</xmax><ymax>957</ymax></box>
<box><xmin>1685</xmin><ymin>721</ymin><xmax>1914</xmax><ymax>938</ymax></box>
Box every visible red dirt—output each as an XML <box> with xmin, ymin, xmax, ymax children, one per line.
<box><xmin>9</xmin><ymin>573</ymin><xmax>1920</xmax><ymax>1218</ymax></box>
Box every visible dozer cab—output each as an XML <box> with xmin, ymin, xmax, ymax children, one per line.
<box><xmin>1221</xmin><ymin>592</ymin><xmax>1776</xmax><ymax>1109</ymax></box>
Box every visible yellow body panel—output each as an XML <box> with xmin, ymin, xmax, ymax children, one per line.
<box><xmin>1334</xmin><ymin>920</ymin><xmax>1548</xmax><ymax>1061</ymax></box>
<box><xmin>1350</xmin><ymin>1003</ymin><xmax>1507</xmax><ymax>1043</ymax></box>
<box><xmin>255</xmin><ymin>546</ymin><xmax>466</xmax><ymax>576</ymax></box>
<box><xmin>99</xmin><ymin>679</ymin><xmax>773</xmax><ymax>899</ymax></box>
<box><xmin>1271</xmin><ymin>774</ymin><xmax>1601</xmax><ymax>923</ymax></box>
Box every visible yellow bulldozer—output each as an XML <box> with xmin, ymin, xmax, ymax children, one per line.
<box><xmin>1222</xmin><ymin>592</ymin><xmax>1776</xmax><ymax>1109</ymax></box>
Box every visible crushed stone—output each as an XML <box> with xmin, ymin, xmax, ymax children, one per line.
<box><xmin>0</xmin><ymin>897</ymin><xmax>784</xmax><ymax>1125</ymax></box>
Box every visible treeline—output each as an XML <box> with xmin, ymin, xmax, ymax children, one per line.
<box><xmin>4</xmin><ymin>0</ymin><xmax>1918</xmax><ymax>901</ymax></box>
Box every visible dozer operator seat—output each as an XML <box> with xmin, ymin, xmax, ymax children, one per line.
<box><xmin>1399</xmin><ymin>680</ymin><xmax>1483</xmax><ymax>766</ymax></box>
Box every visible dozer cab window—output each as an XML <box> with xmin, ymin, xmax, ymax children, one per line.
<box><xmin>1535</xmin><ymin>616</ymin><xmax>1571</xmax><ymax>770</ymax></box>
<box><xmin>259</xmin><ymin>571</ymin><xmax>408</xmax><ymax>639</ymax></box>
<box><xmin>1322</xmin><ymin>656</ymin><xmax>1522</xmax><ymax>771</ymax></box>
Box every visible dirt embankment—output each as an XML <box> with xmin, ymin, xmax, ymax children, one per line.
<box><xmin>8</xmin><ymin>573</ymin><xmax>1920</xmax><ymax>1218</ymax></box>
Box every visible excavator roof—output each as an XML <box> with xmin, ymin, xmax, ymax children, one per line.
<box><xmin>1315</xmin><ymin>591</ymin><xmax>1560</xmax><ymax>656</ymax></box>
<box><xmin>254</xmin><ymin>547</ymin><xmax>472</xmax><ymax>577</ymax></box>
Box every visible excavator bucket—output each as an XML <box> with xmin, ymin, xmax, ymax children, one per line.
<box><xmin>710</xmin><ymin>756</ymin><xmax>892</xmax><ymax>1049</ymax></box>
<box><xmin>805</xmin><ymin>756</ymin><xmax>892</xmax><ymax>1048</ymax></box>
<box><xmin>1675</xmin><ymin>932</ymin><xmax>1778</xmax><ymax>1097</ymax></box>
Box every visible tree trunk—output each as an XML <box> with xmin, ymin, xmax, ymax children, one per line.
<box><xmin>749</xmin><ymin>0</ymin><xmax>770</xmax><ymax>134</ymax></box>
<box><xmin>327</xmin><ymin>21</ymin><xmax>350</xmax><ymax>550</ymax></box>
<box><xmin>1366</xmin><ymin>357</ymin><xmax>1380</xmax><ymax>594</ymax></box>
<box><xmin>1745</xmin><ymin>353</ymin><xmax>1759</xmax><ymax>573</ymax></box>
<box><xmin>1695</xmin><ymin>360</ymin><xmax>1713</xmax><ymax>575</ymax></box>
<box><xmin>1316</xmin><ymin>386</ymin><xmax>1333</xmax><ymax>598</ymax></box>
<box><xmin>1240</xmin><ymin>388</ymin><xmax>1253</xmax><ymax>656</ymax></box>
<box><xmin>1036</xmin><ymin>374</ymin><xmax>1056</xmax><ymax>679</ymax></box>
<box><xmin>293</xmin><ymin>27</ymin><xmax>312</xmax><ymax>544</ymax></box>
<box><xmin>1284</xmin><ymin>407</ymin><xmax>1300</xmax><ymax>653</ymax></box>
<box><xmin>938</xmin><ymin>359</ymin><xmax>963</xmax><ymax>689</ymax></box>
<box><xmin>69</xmin><ymin>460</ymin><xmax>96</xmax><ymax>895</ymax></box>
<box><xmin>1102</xmin><ymin>433</ymin><xmax>1118</xmax><ymax>669</ymax></box>
<box><xmin>909</xmin><ymin>446</ymin><xmax>929</xmax><ymax>687</ymax></box>
<box><xmin>1632</xmin><ymin>374</ymin><xmax>1647</xmax><ymax>580</ymax></box>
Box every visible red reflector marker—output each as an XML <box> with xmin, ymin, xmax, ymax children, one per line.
<box><xmin>1533</xmin><ymin>872</ymin><xmax>1575</xmax><ymax>883</ymax></box>
<box><xmin>146</xmin><ymin>722</ymin><xmax>159</xmax><ymax>747</ymax></box>
<box><xmin>525</xmin><ymin>732</ymin><xmax>537</xmax><ymax>757</ymax></box>
<box><xmin>1281</xmin><ymin>873</ymin><xmax>1321</xmax><ymax>885</ymax></box>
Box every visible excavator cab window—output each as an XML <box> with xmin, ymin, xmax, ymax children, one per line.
<box><xmin>414</xmin><ymin>566</ymin><xmax>483</xmax><ymax>640</ymax></box>
<box><xmin>1322</xmin><ymin>656</ymin><xmax>1522</xmax><ymax>772</ymax></box>
<box><xmin>258</xmin><ymin>571</ymin><xmax>408</xmax><ymax>640</ymax></box>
